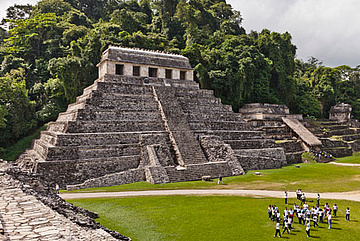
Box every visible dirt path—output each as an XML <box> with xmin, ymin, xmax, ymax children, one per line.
<box><xmin>60</xmin><ymin>189</ymin><xmax>360</xmax><ymax>202</ymax></box>
<box><xmin>330</xmin><ymin>161</ymin><xmax>360</xmax><ymax>167</ymax></box>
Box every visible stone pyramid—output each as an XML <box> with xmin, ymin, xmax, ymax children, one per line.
<box><xmin>17</xmin><ymin>47</ymin><xmax>286</xmax><ymax>189</ymax></box>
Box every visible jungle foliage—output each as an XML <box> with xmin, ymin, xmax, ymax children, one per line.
<box><xmin>0</xmin><ymin>0</ymin><xmax>359</xmax><ymax>150</ymax></box>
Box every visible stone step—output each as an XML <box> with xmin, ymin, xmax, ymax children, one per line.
<box><xmin>39</xmin><ymin>131</ymin><xmax>58</xmax><ymax>146</ymax></box>
<box><xmin>225</xmin><ymin>139</ymin><xmax>276</xmax><ymax>150</ymax></box>
<box><xmin>323</xmin><ymin>125</ymin><xmax>351</xmax><ymax>131</ymax></box>
<box><xmin>181</xmin><ymin>103</ymin><xmax>233</xmax><ymax>113</ymax></box>
<box><xmin>320</xmin><ymin>138</ymin><xmax>349</xmax><ymax>148</ymax></box>
<box><xmin>76</xmin><ymin>109</ymin><xmax>162</xmax><ymax>122</ymax></box>
<box><xmin>327</xmin><ymin>128</ymin><xmax>356</xmax><ymax>136</ymax></box>
<box><xmin>189</xmin><ymin>121</ymin><xmax>251</xmax><ymax>131</ymax></box>
<box><xmin>67</xmin><ymin>100</ymin><xmax>87</xmax><ymax>112</ymax></box>
<box><xmin>40</xmin><ymin>140</ymin><xmax>141</xmax><ymax>161</ymax></box>
<box><xmin>195</xmin><ymin>130</ymin><xmax>265</xmax><ymax>140</ymax></box>
<box><xmin>322</xmin><ymin>147</ymin><xmax>352</xmax><ymax>158</ymax></box>
<box><xmin>66</xmin><ymin>120</ymin><xmax>165</xmax><ymax>133</ymax></box>
<box><xmin>186</xmin><ymin>112</ymin><xmax>242</xmax><ymax>122</ymax></box>
<box><xmin>57</xmin><ymin>110</ymin><xmax>79</xmax><ymax>121</ymax></box>
<box><xmin>234</xmin><ymin>147</ymin><xmax>286</xmax><ymax>160</ymax></box>
<box><xmin>235</xmin><ymin>155</ymin><xmax>286</xmax><ymax>171</ymax></box>
<box><xmin>177</xmin><ymin>96</ymin><xmax>222</xmax><ymax>105</ymax></box>
<box><xmin>47</xmin><ymin>122</ymin><xmax>67</xmax><ymax>133</ymax></box>
<box><xmin>175</xmin><ymin>88</ymin><xmax>215</xmax><ymax>98</ymax></box>
<box><xmin>37</xmin><ymin>155</ymin><xmax>142</xmax><ymax>186</ymax></box>
<box><xmin>82</xmin><ymin>80</ymin><xmax>99</xmax><ymax>96</ymax></box>
<box><xmin>276</xmin><ymin>140</ymin><xmax>304</xmax><ymax>153</ymax></box>
<box><xmin>51</xmin><ymin>131</ymin><xmax>167</xmax><ymax>146</ymax></box>
<box><xmin>86</xmin><ymin>98</ymin><xmax>158</xmax><ymax>111</ymax></box>
<box><xmin>96</xmin><ymin>82</ymin><xmax>153</xmax><ymax>95</ymax></box>
<box><xmin>286</xmin><ymin>151</ymin><xmax>303</xmax><ymax>164</ymax></box>
<box><xmin>340</xmin><ymin>134</ymin><xmax>360</xmax><ymax>141</ymax></box>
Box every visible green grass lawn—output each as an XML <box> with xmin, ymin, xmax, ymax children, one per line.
<box><xmin>64</xmin><ymin>163</ymin><xmax>360</xmax><ymax>194</ymax></box>
<box><xmin>336</xmin><ymin>152</ymin><xmax>360</xmax><ymax>164</ymax></box>
<box><xmin>70</xmin><ymin>196</ymin><xmax>360</xmax><ymax>241</ymax></box>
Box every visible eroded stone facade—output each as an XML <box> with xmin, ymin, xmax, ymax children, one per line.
<box><xmin>17</xmin><ymin>47</ymin><xmax>288</xmax><ymax>190</ymax></box>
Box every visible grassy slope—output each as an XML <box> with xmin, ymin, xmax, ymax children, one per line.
<box><xmin>1</xmin><ymin>124</ymin><xmax>47</xmax><ymax>161</ymax></box>
<box><xmin>64</xmin><ymin>163</ymin><xmax>360</xmax><ymax>193</ymax></box>
<box><xmin>336</xmin><ymin>152</ymin><xmax>360</xmax><ymax>164</ymax></box>
<box><xmin>70</xmin><ymin>196</ymin><xmax>360</xmax><ymax>241</ymax></box>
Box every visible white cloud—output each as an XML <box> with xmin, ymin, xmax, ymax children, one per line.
<box><xmin>228</xmin><ymin>0</ymin><xmax>360</xmax><ymax>67</ymax></box>
<box><xmin>0</xmin><ymin>0</ymin><xmax>38</xmax><ymax>20</ymax></box>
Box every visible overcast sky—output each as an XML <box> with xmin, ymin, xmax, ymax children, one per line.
<box><xmin>1</xmin><ymin>0</ymin><xmax>359</xmax><ymax>67</ymax></box>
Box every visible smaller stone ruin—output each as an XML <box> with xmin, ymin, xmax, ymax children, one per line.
<box><xmin>239</xmin><ymin>103</ymin><xmax>303</xmax><ymax>127</ymax></box>
<box><xmin>329</xmin><ymin>103</ymin><xmax>352</xmax><ymax>123</ymax></box>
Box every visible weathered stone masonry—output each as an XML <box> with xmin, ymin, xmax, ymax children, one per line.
<box><xmin>17</xmin><ymin>47</ymin><xmax>288</xmax><ymax>189</ymax></box>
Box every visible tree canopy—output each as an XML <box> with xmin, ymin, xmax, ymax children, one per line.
<box><xmin>0</xmin><ymin>0</ymin><xmax>359</xmax><ymax>149</ymax></box>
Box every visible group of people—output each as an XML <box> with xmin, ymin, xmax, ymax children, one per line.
<box><xmin>269</xmin><ymin>190</ymin><xmax>351</xmax><ymax>238</ymax></box>
<box><xmin>309</xmin><ymin>148</ymin><xmax>333</xmax><ymax>160</ymax></box>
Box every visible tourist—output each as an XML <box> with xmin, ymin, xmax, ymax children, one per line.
<box><xmin>274</xmin><ymin>221</ymin><xmax>281</xmax><ymax>238</ymax></box>
<box><xmin>301</xmin><ymin>192</ymin><xmax>306</xmax><ymax>205</ymax></box>
<box><xmin>333</xmin><ymin>204</ymin><xmax>338</xmax><ymax>217</ymax></box>
<box><xmin>217</xmin><ymin>176</ymin><xmax>223</xmax><ymax>185</ymax></box>
<box><xmin>282</xmin><ymin>219</ymin><xmax>290</xmax><ymax>234</ymax></box>
<box><xmin>55</xmin><ymin>183</ymin><xmax>60</xmax><ymax>194</ymax></box>
<box><xmin>306</xmin><ymin>220</ymin><xmax>311</xmax><ymax>237</ymax></box>
<box><xmin>346</xmin><ymin>207</ymin><xmax>350</xmax><ymax>221</ymax></box>
<box><xmin>327</xmin><ymin>213</ymin><xmax>332</xmax><ymax>229</ymax></box>
<box><xmin>317</xmin><ymin>193</ymin><xmax>320</xmax><ymax>206</ymax></box>
<box><xmin>313</xmin><ymin>214</ymin><xmax>319</xmax><ymax>227</ymax></box>
<box><xmin>276</xmin><ymin>211</ymin><xmax>281</xmax><ymax>223</ymax></box>
<box><xmin>298</xmin><ymin>209</ymin><xmax>303</xmax><ymax>224</ymax></box>
<box><xmin>268</xmin><ymin>205</ymin><xmax>272</xmax><ymax>219</ymax></box>
<box><xmin>319</xmin><ymin>208</ymin><xmax>323</xmax><ymax>223</ymax></box>
<box><xmin>284</xmin><ymin>191</ymin><xmax>288</xmax><ymax>204</ymax></box>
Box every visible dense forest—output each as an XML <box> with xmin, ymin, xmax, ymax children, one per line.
<box><xmin>0</xmin><ymin>0</ymin><xmax>360</xmax><ymax>150</ymax></box>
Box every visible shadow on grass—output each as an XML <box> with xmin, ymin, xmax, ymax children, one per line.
<box><xmin>331</xmin><ymin>227</ymin><xmax>342</xmax><ymax>230</ymax></box>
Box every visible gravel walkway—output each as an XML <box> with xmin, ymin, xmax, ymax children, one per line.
<box><xmin>60</xmin><ymin>189</ymin><xmax>360</xmax><ymax>202</ymax></box>
<box><xmin>330</xmin><ymin>161</ymin><xmax>360</xmax><ymax>167</ymax></box>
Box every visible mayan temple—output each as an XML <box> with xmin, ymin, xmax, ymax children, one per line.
<box><xmin>16</xmin><ymin>46</ymin><xmax>288</xmax><ymax>189</ymax></box>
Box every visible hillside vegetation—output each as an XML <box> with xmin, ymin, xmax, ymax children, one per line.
<box><xmin>1</xmin><ymin>0</ymin><xmax>360</xmax><ymax>152</ymax></box>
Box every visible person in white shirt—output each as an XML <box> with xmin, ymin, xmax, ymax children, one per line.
<box><xmin>318</xmin><ymin>209</ymin><xmax>323</xmax><ymax>223</ymax></box>
<box><xmin>346</xmin><ymin>207</ymin><xmax>350</xmax><ymax>221</ymax></box>
<box><xmin>333</xmin><ymin>204</ymin><xmax>338</xmax><ymax>217</ymax></box>
<box><xmin>282</xmin><ymin>219</ymin><xmax>290</xmax><ymax>234</ymax></box>
<box><xmin>327</xmin><ymin>213</ymin><xmax>332</xmax><ymax>229</ymax></box>
<box><xmin>313</xmin><ymin>214</ymin><xmax>319</xmax><ymax>227</ymax></box>
<box><xmin>306</xmin><ymin>220</ymin><xmax>311</xmax><ymax>237</ymax></box>
<box><xmin>274</xmin><ymin>222</ymin><xmax>281</xmax><ymax>237</ymax></box>
<box><xmin>284</xmin><ymin>191</ymin><xmax>288</xmax><ymax>204</ymax></box>
<box><xmin>268</xmin><ymin>205</ymin><xmax>272</xmax><ymax>219</ymax></box>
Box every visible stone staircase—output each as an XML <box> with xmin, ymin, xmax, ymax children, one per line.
<box><xmin>17</xmin><ymin>74</ymin><xmax>288</xmax><ymax>189</ymax></box>
<box><xmin>172</xmin><ymin>84</ymin><xmax>287</xmax><ymax>171</ymax></box>
<box><xmin>305</xmin><ymin>120</ymin><xmax>358</xmax><ymax>157</ymax></box>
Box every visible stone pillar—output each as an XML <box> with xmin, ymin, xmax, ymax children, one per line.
<box><xmin>186</xmin><ymin>70</ymin><xmax>194</xmax><ymax>81</ymax></box>
<box><xmin>173</xmin><ymin>69</ymin><xmax>180</xmax><ymax>80</ymax></box>
<box><xmin>158</xmin><ymin>68</ymin><xmax>166</xmax><ymax>78</ymax></box>
<box><xmin>123</xmin><ymin>63</ymin><xmax>132</xmax><ymax>76</ymax></box>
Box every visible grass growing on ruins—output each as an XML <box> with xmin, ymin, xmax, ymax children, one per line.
<box><xmin>64</xmin><ymin>163</ymin><xmax>360</xmax><ymax>194</ymax></box>
<box><xmin>70</xmin><ymin>196</ymin><xmax>360</xmax><ymax>241</ymax></box>
<box><xmin>336</xmin><ymin>152</ymin><xmax>360</xmax><ymax>164</ymax></box>
<box><xmin>0</xmin><ymin>124</ymin><xmax>47</xmax><ymax>161</ymax></box>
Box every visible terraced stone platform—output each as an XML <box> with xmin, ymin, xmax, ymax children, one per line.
<box><xmin>17</xmin><ymin>47</ymin><xmax>287</xmax><ymax>189</ymax></box>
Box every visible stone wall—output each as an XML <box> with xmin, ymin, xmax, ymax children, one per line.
<box><xmin>0</xmin><ymin>161</ymin><xmax>129</xmax><ymax>240</ymax></box>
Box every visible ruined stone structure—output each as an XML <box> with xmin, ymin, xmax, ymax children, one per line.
<box><xmin>17</xmin><ymin>47</ymin><xmax>287</xmax><ymax>189</ymax></box>
<box><xmin>329</xmin><ymin>103</ymin><xmax>352</xmax><ymax>123</ymax></box>
<box><xmin>239</xmin><ymin>103</ymin><xmax>308</xmax><ymax>164</ymax></box>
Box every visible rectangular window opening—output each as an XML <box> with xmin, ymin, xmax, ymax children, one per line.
<box><xmin>149</xmin><ymin>67</ymin><xmax>158</xmax><ymax>77</ymax></box>
<box><xmin>165</xmin><ymin>69</ymin><xmax>172</xmax><ymax>79</ymax></box>
<box><xmin>133</xmin><ymin>66</ymin><xmax>140</xmax><ymax>76</ymax></box>
<box><xmin>180</xmin><ymin>71</ymin><xmax>186</xmax><ymax>80</ymax></box>
<box><xmin>115</xmin><ymin>64</ymin><xmax>124</xmax><ymax>75</ymax></box>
